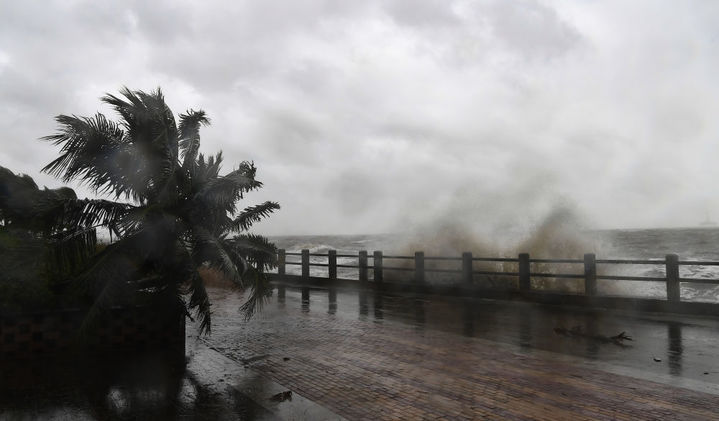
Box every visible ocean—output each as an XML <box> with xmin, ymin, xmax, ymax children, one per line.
<box><xmin>269</xmin><ymin>228</ymin><xmax>719</xmax><ymax>303</ymax></box>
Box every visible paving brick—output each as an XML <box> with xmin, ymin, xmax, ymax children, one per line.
<box><xmin>204</xmin><ymin>289</ymin><xmax>719</xmax><ymax>420</ymax></box>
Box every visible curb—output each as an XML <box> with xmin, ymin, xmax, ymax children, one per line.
<box><xmin>187</xmin><ymin>338</ymin><xmax>347</xmax><ymax>421</ymax></box>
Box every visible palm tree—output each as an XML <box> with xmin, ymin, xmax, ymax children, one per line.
<box><xmin>41</xmin><ymin>87</ymin><xmax>279</xmax><ymax>334</ymax></box>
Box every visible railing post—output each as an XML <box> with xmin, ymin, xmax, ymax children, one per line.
<box><xmin>518</xmin><ymin>253</ymin><xmax>530</xmax><ymax>291</ymax></box>
<box><xmin>359</xmin><ymin>250</ymin><xmax>368</xmax><ymax>285</ymax></box>
<box><xmin>277</xmin><ymin>249</ymin><xmax>286</xmax><ymax>302</ymax></box>
<box><xmin>328</xmin><ymin>288</ymin><xmax>337</xmax><ymax>314</ymax></box>
<box><xmin>301</xmin><ymin>287</ymin><xmax>310</xmax><ymax>312</ymax></box>
<box><xmin>462</xmin><ymin>252</ymin><xmax>473</xmax><ymax>284</ymax></box>
<box><xmin>666</xmin><ymin>254</ymin><xmax>680</xmax><ymax>302</ymax></box>
<box><xmin>373</xmin><ymin>251</ymin><xmax>383</xmax><ymax>285</ymax></box>
<box><xmin>584</xmin><ymin>253</ymin><xmax>597</xmax><ymax>296</ymax></box>
<box><xmin>328</xmin><ymin>249</ymin><xmax>337</xmax><ymax>313</ymax></box>
<box><xmin>415</xmin><ymin>251</ymin><xmax>425</xmax><ymax>284</ymax></box>
<box><xmin>277</xmin><ymin>249</ymin><xmax>286</xmax><ymax>275</ymax></box>
<box><xmin>301</xmin><ymin>249</ymin><xmax>310</xmax><ymax>279</ymax></box>
<box><xmin>328</xmin><ymin>250</ymin><xmax>337</xmax><ymax>280</ymax></box>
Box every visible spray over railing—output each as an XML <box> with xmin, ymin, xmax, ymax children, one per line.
<box><xmin>273</xmin><ymin>249</ymin><xmax>719</xmax><ymax>303</ymax></box>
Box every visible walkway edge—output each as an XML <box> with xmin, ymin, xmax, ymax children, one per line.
<box><xmin>187</xmin><ymin>338</ymin><xmax>347</xmax><ymax>421</ymax></box>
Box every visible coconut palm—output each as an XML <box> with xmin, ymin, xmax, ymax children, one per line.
<box><xmin>41</xmin><ymin>87</ymin><xmax>279</xmax><ymax>334</ymax></box>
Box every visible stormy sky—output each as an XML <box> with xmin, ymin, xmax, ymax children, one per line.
<box><xmin>1</xmin><ymin>1</ymin><xmax>719</xmax><ymax>235</ymax></box>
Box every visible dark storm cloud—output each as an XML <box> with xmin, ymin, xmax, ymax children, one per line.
<box><xmin>1</xmin><ymin>0</ymin><xmax>719</xmax><ymax>234</ymax></box>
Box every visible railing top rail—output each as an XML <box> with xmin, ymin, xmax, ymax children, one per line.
<box><xmin>277</xmin><ymin>250</ymin><xmax>719</xmax><ymax>267</ymax></box>
<box><xmin>679</xmin><ymin>278</ymin><xmax>719</xmax><ymax>284</ymax></box>
<box><xmin>425</xmin><ymin>268</ymin><xmax>463</xmax><ymax>274</ymax></box>
<box><xmin>596</xmin><ymin>259</ymin><xmax>665</xmax><ymax>265</ymax></box>
<box><xmin>530</xmin><ymin>272</ymin><xmax>585</xmax><ymax>279</ymax></box>
<box><xmin>597</xmin><ymin>275</ymin><xmax>664</xmax><ymax>282</ymax></box>
<box><xmin>530</xmin><ymin>258</ymin><xmax>583</xmax><ymax>264</ymax></box>
<box><xmin>678</xmin><ymin>260</ymin><xmax>719</xmax><ymax>266</ymax></box>
<box><xmin>424</xmin><ymin>256</ymin><xmax>463</xmax><ymax>261</ymax></box>
<box><xmin>473</xmin><ymin>270</ymin><xmax>520</xmax><ymax>276</ymax></box>
<box><xmin>472</xmin><ymin>257</ymin><xmax>518</xmax><ymax>262</ymax></box>
<box><xmin>337</xmin><ymin>264</ymin><xmax>372</xmax><ymax>269</ymax></box>
<box><xmin>383</xmin><ymin>266</ymin><xmax>415</xmax><ymax>272</ymax></box>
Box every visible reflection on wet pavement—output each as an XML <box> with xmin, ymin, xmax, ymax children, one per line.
<box><xmin>314</xmin><ymin>283</ymin><xmax>719</xmax><ymax>380</ymax></box>
<box><xmin>202</xmin><ymin>285</ymin><xmax>719</xmax><ymax>419</ymax></box>
<box><xmin>0</xmin><ymin>347</ymin><xmax>277</xmax><ymax>421</ymax></box>
<box><xmin>306</xmin><ymin>287</ymin><xmax>719</xmax><ymax>382</ymax></box>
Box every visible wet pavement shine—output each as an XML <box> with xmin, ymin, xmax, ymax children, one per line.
<box><xmin>205</xmin><ymin>285</ymin><xmax>719</xmax><ymax>420</ymax></box>
<box><xmin>2</xmin><ymin>285</ymin><xmax>719</xmax><ymax>420</ymax></box>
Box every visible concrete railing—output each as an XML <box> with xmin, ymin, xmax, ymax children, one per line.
<box><xmin>274</xmin><ymin>249</ymin><xmax>719</xmax><ymax>304</ymax></box>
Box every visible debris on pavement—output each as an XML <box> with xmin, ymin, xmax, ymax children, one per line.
<box><xmin>269</xmin><ymin>390</ymin><xmax>293</xmax><ymax>403</ymax></box>
<box><xmin>553</xmin><ymin>326</ymin><xmax>633</xmax><ymax>345</ymax></box>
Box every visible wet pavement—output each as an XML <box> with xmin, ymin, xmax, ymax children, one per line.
<box><xmin>205</xmin><ymin>285</ymin><xmax>719</xmax><ymax>419</ymax></box>
<box><xmin>0</xmin><ymin>323</ymin><xmax>342</xmax><ymax>420</ymax></box>
<box><xmin>3</xmin><ymin>285</ymin><xmax>719</xmax><ymax>419</ymax></box>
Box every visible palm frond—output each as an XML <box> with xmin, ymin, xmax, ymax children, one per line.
<box><xmin>191</xmin><ymin>226</ymin><xmax>243</xmax><ymax>284</ymax></box>
<box><xmin>238</xmin><ymin>265</ymin><xmax>273</xmax><ymax>320</ymax></box>
<box><xmin>99</xmin><ymin>87</ymin><xmax>181</xmax><ymax>202</ymax></box>
<box><xmin>61</xmin><ymin>199</ymin><xmax>135</xmax><ymax>233</ymax></box>
<box><xmin>189</xmin><ymin>152</ymin><xmax>223</xmax><ymax>195</ymax></box>
<box><xmin>179</xmin><ymin>109</ymin><xmax>209</xmax><ymax>169</ymax></box>
<box><xmin>41</xmin><ymin>113</ymin><xmax>152</xmax><ymax>201</ymax></box>
<box><xmin>111</xmin><ymin>205</ymin><xmax>157</xmax><ymax>237</ymax></box>
<box><xmin>229</xmin><ymin>233</ymin><xmax>278</xmax><ymax>272</ymax></box>
<box><xmin>236</xmin><ymin>161</ymin><xmax>257</xmax><ymax>179</ymax></box>
<box><xmin>232</xmin><ymin>201</ymin><xmax>280</xmax><ymax>232</ymax></box>
<box><xmin>102</xmin><ymin>87</ymin><xmax>178</xmax><ymax>150</ymax></box>
<box><xmin>186</xmin><ymin>269</ymin><xmax>211</xmax><ymax>335</ymax></box>
<box><xmin>195</xmin><ymin>169</ymin><xmax>262</xmax><ymax>214</ymax></box>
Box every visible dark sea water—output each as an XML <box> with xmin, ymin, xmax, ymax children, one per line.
<box><xmin>270</xmin><ymin>228</ymin><xmax>719</xmax><ymax>303</ymax></box>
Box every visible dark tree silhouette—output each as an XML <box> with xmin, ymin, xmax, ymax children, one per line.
<box><xmin>37</xmin><ymin>87</ymin><xmax>279</xmax><ymax>334</ymax></box>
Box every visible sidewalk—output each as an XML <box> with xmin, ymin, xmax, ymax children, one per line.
<box><xmin>186</xmin><ymin>337</ymin><xmax>346</xmax><ymax>421</ymax></box>
<box><xmin>204</xmin><ymin>286</ymin><xmax>719</xmax><ymax>420</ymax></box>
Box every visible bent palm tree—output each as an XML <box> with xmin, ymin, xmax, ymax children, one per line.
<box><xmin>42</xmin><ymin>87</ymin><xmax>279</xmax><ymax>334</ymax></box>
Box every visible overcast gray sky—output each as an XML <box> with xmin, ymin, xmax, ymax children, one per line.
<box><xmin>2</xmin><ymin>0</ymin><xmax>719</xmax><ymax>235</ymax></box>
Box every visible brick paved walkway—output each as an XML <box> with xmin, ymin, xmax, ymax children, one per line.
<box><xmin>204</xmin><ymin>287</ymin><xmax>719</xmax><ymax>420</ymax></box>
